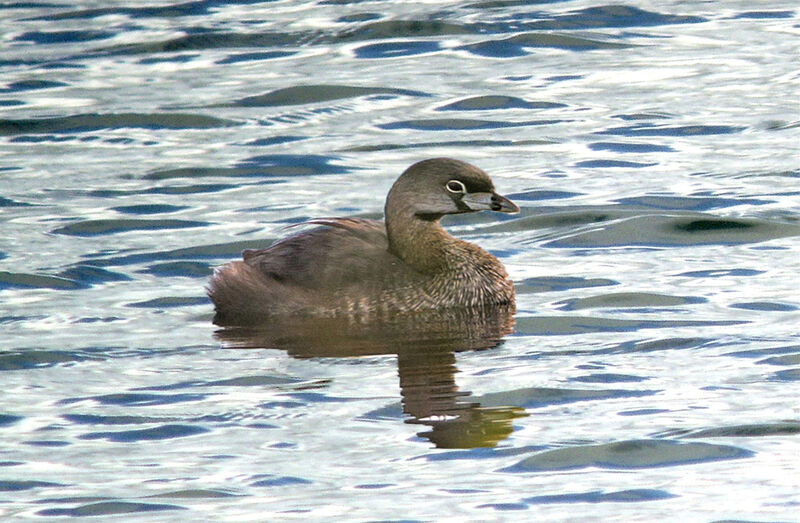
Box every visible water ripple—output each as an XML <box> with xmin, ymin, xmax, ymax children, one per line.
<box><xmin>38</xmin><ymin>501</ymin><xmax>187</xmax><ymax>517</ymax></box>
<box><xmin>0</xmin><ymin>113</ymin><xmax>238</xmax><ymax>136</ymax></box>
<box><xmin>0</xmin><ymin>414</ymin><xmax>23</xmax><ymax>427</ymax></box>
<box><xmin>354</xmin><ymin>40</ymin><xmax>441</xmax><ymax>59</ymax></box>
<box><xmin>58</xmin><ymin>392</ymin><xmax>210</xmax><ymax>407</ymax></box>
<box><xmin>438</xmin><ymin>95</ymin><xmax>566</xmax><ymax>111</ymax></box>
<box><xmin>682</xmin><ymin>422</ymin><xmax>800</xmax><ymax>438</ymax></box>
<box><xmin>501</xmin><ymin>439</ymin><xmax>753</xmax><ymax>472</ymax></box>
<box><xmin>0</xmin><ymin>480</ymin><xmax>65</xmax><ymax>492</ymax></box>
<box><xmin>0</xmin><ymin>271</ymin><xmax>86</xmax><ymax>291</ymax></box>
<box><xmin>52</xmin><ymin>219</ymin><xmax>210</xmax><ymax>237</ymax></box>
<box><xmin>540</xmin><ymin>213</ymin><xmax>800</xmax><ymax>248</ymax></box>
<box><xmin>22</xmin><ymin>1</ymin><xmax>261</xmax><ymax>21</ymax></box>
<box><xmin>496</xmin><ymin>5</ymin><xmax>706</xmax><ymax>29</ymax></box>
<box><xmin>79</xmin><ymin>424</ymin><xmax>210</xmax><ymax>443</ymax></box>
<box><xmin>514</xmin><ymin>316</ymin><xmax>743</xmax><ymax>336</ymax></box>
<box><xmin>522</xmin><ymin>488</ymin><xmax>677</xmax><ymax>504</ymax></box>
<box><xmin>0</xmin><ymin>79</ymin><xmax>69</xmax><ymax>92</ymax></box>
<box><xmin>478</xmin><ymin>386</ymin><xmax>656</xmax><ymax>409</ymax></box>
<box><xmin>233</xmin><ymin>85</ymin><xmax>429</xmax><ymax>107</ymax></box>
<box><xmin>596</xmin><ymin>123</ymin><xmax>747</xmax><ymax>136</ymax></box>
<box><xmin>556</xmin><ymin>292</ymin><xmax>706</xmax><ymax>311</ymax></box>
<box><xmin>378</xmin><ymin>118</ymin><xmax>561</xmax><ymax>131</ymax></box>
<box><xmin>15</xmin><ymin>30</ymin><xmax>116</xmax><ymax>44</ymax></box>
<box><xmin>462</xmin><ymin>33</ymin><xmax>633</xmax><ymax>57</ymax></box>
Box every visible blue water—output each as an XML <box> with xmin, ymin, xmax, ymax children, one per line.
<box><xmin>2</xmin><ymin>1</ymin><xmax>799</xmax><ymax>520</ymax></box>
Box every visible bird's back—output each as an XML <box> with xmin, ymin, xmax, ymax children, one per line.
<box><xmin>208</xmin><ymin>218</ymin><xmax>419</xmax><ymax>323</ymax></box>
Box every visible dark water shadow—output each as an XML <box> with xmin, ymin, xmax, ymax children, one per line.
<box><xmin>37</xmin><ymin>501</ymin><xmax>187</xmax><ymax>517</ymax></box>
<box><xmin>0</xmin><ymin>113</ymin><xmax>238</xmax><ymax>137</ymax></box>
<box><xmin>500</xmin><ymin>439</ymin><xmax>753</xmax><ymax>472</ymax></box>
<box><xmin>229</xmin><ymin>84</ymin><xmax>429</xmax><ymax>108</ymax></box>
<box><xmin>215</xmin><ymin>305</ymin><xmax>527</xmax><ymax>449</ymax></box>
<box><xmin>482</xmin><ymin>206</ymin><xmax>800</xmax><ymax>248</ymax></box>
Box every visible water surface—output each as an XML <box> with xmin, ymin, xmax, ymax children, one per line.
<box><xmin>1</xmin><ymin>0</ymin><xmax>799</xmax><ymax>520</ymax></box>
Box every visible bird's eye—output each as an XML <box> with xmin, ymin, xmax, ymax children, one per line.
<box><xmin>445</xmin><ymin>180</ymin><xmax>466</xmax><ymax>194</ymax></box>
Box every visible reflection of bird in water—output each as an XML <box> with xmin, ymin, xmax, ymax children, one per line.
<box><xmin>396</xmin><ymin>340</ymin><xmax>527</xmax><ymax>449</ymax></box>
<box><xmin>216</xmin><ymin>305</ymin><xmax>527</xmax><ymax>449</ymax></box>
<box><xmin>208</xmin><ymin>158</ymin><xmax>518</xmax><ymax>324</ymax></box>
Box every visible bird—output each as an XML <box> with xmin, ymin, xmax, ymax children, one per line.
<box><xmin>208</xmin><ymin>157</ymin><xmax>518</xmax><ymax>325</ymax></box>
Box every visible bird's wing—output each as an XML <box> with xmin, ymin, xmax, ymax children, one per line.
<box><xmin>241</xmin><ymin>218</ymin><xmax>405</xmax><ymax>291</ymax></box>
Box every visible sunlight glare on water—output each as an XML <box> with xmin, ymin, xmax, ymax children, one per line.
<box><xmin>1</xmin><ymin>0</ymin><xmax>799</xmax><ymax>520</ymax></box>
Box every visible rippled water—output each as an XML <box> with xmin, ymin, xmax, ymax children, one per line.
<box><xmin>2</xmin><ymin>0</ymin><xmax>799</xmax><ymax>520</ymax></box>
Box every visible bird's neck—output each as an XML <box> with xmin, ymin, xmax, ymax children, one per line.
<box><xmin>385</xmin><ymin>211</ymin><xmax>457</xmax><ymax>274</ymax></box>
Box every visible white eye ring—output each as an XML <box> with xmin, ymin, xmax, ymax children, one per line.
<box><xmin>445</xmin><ymin>180</ymin><xmax>466</xmax><ymax>194</ymax></box>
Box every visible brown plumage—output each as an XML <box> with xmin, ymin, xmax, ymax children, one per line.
<box><xmin>208</xmin><ymin>158</ymin><xmax>518</xmax><ymax>325</ymax></box>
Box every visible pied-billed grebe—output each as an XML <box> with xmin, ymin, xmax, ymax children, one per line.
<box><xmin>208</xmin><ymin>158</ymin><xmax>518</xmax><ymax>325</ymax></box>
